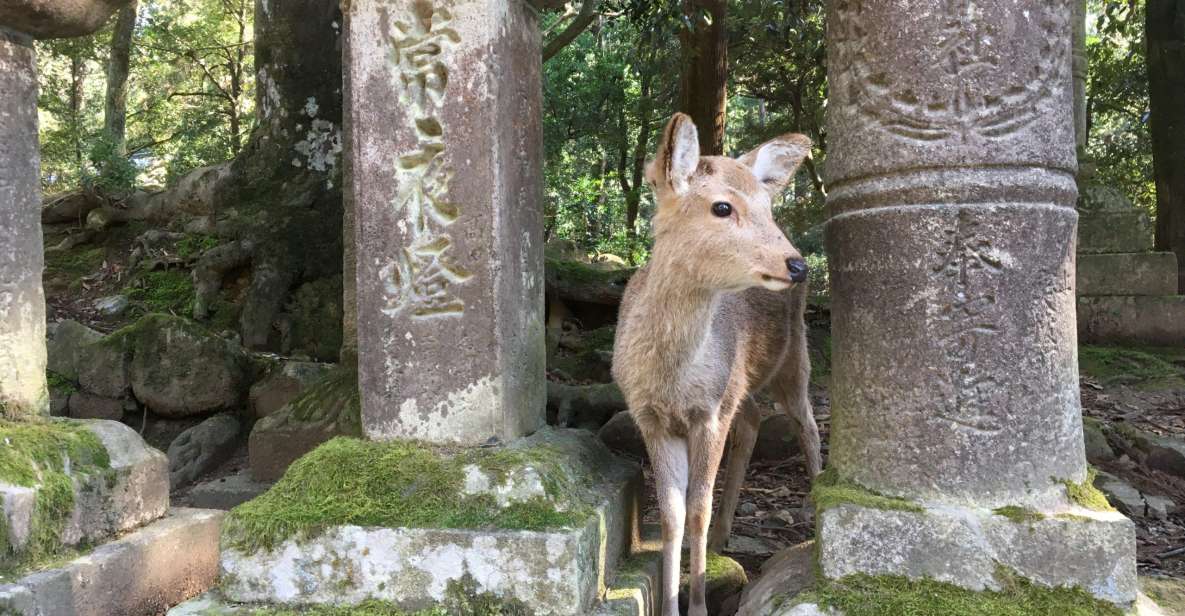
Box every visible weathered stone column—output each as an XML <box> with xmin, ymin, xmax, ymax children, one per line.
<box><xmin>1073</xmin><ymin>0</ymin><xmax>1088</xmax><ymax>151</ymax></box>
<box><xmin>0</xmin><ymin>27</ymin><xmax>46</xmax><ymax>419</ymax></box>
<box><xmin>346</xmin><ymin>0</ymin><xmax>545</xmax><ymax>445</ymax></box>
<box><xmin>820</xmin><ymin>0</ymin><xmax>1136</xmax><ymax>605</ymax></box>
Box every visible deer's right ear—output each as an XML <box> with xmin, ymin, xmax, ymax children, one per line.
<box><xmin>646</xmin><ymin>113</ymin><xmax>700</xmax><ymax>196</ymax></box>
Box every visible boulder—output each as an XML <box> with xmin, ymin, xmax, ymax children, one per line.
<box><xmin>46</xmin><ymin>319</ymin><xmax>102</xmax><ymax>381</ymax></box>
<box><xmin>93</xmin><ymin>294</ymin><xmax>129</xmax><ymax>317</ymax></box>
<box><xmin>127</xmin><ymin>314</ymin><xmax>249</xmax><ymax>418</ymax></box>
<box><xmin>247</xmin><ymin>360</ymin><xmax>332</xmax><ymax>421</ymax></box>
<box><xmin>1094</xmin><ymin>471</ymin><xmax>1174</xmax><ymax>521</ymax></box>
<box><xmin>753</xmin><ymin>413</ymin><xmax>802</xmax><ymax>462</ymax></box>
<box><xmin>0</xmin><ymin>0</ymin><xmax>133</xmax><ymax>39</ymax></box>
<box><xmin>1082</xmin><ymin>417</ymin><xmax>1116</xmax><ymax>464</ymax></box>
<box><xmin>1109</xmin><ymin>423</ymin><xmax>1185</xmax><ymax>481</ymax></box>
<box><xmin>76</xmin><ymin>336</ymin><xmax>132</xmax><ymax>398</ymax></box>
<box><xmin>680</xmin><ymin>553</ymin><xmax>748</xmax><ymax>616</ymax></box>
<box><xmin>548</xmin><ymin>381</ymin><xmax>626</xmax><ymax>429</ymax></box>
<box><xmin>168</xmin><ymin>413</ymin><xmax>241</xmax><ymax>488</ymax></box>
<box><xmin>67</xmin><ymin>392</ymin><xmax>124</xmax><ymax>421</ymax></box>
<box><xmin>40</xmin><ymin>190</ymin><xmax>99</xmax><ymax>224</ymax></box>
<box><xmin>598</xmin><ymin>410</ymin><xmax>646</xmax><ymax>459</ymax></box>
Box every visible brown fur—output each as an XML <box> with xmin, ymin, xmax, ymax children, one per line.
<box><xmin>612</xmin><ymin>114</ymin><xmax>821</xmax><ymax>616</ymax></box>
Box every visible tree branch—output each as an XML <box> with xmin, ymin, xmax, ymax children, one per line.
<box><xmin>543</xmin><ymin>0</ymin><xmax>599</xmax><ymax>62</ymax></box>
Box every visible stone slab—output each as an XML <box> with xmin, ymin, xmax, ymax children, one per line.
<box><xmin>1078</xmin><ymin>209</ymin><xmax>1155</xmax><ymax>254</ymax></box>
<box><xmin>1078</xmin><ymin>252</ymin><xmax>1179</xmax><ymax>296</ymax></box>
<box><xmin>1078</xmin><ymin>295</ymin><xmax>1185</xmax><ymax>346</ymax></box>
<box><xmin>817</xmin><ymin>503</ymin><xmax>1136</xmax><ymax>605</ymax></box>
<box><xmin>0</xmin><ymin>0</ymin><xmax>131</xmax><ymax>39</ymax></box>
<box><xmin>186</xmin><ymin>469</ymin><xmax>272</xmax><ymax>511</ymax></box>
<box><xmin>0</xmin><ymin>508</ymin><xmax>223</xmax><ymax>616</ymax></box>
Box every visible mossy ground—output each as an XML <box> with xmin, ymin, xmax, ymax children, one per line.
<box><xmin>810</xmin><ymin>468</ymin><xmax>923</xmax><ymax>513</ymax></box>
<box><xmin>1078</xmin><ymin>345</ymin><xmax>1185</xmax><ymax>388</ymax></box>
<box><xmin>126</xmin><ymin>269</ymin><xmax>194</xmax><ymax>315</ymax></box>
<box><xmin>792</xmin><ymin>569</ymin><xmax>1124</xmax><ymax>616</ymax></box>
<box><xmin>0</xmin><ymin>419</ymin><xmax>112</xmax><ymax>575</ymax></box>
<box><xmin>223</xmin><ymin>436</ymin><xmax>593</xmax><ymax>553</ymax></box>
<box><xmin>43</xmin><ymin>247</ymin><xmax>105</xmax><ymax>292</ymax></box>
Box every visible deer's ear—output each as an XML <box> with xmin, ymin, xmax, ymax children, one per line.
<box><xmin>738</xmin><ymin>134</ymin><xmax>812</xmax><ymax>193</ymax></box>
<box><xmin>646</xmin><ymin>113</ymin><xmax>700</xmax><ymax>195</ymax></box>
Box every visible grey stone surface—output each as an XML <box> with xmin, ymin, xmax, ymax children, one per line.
<box><xmin>220</xmin><ymin>430</ymin><xmax>642</xmax><ymax>615</ymax></box>
<box><xmin>1078</xmin><ymin>209</ymin><xmax>1155</xmax><ymax>254</ymax></box>
<box><xmin>1095</xmin><ymin>471</ymin><xmax>1175</xmax><ymax>521</ymax></box>
<box><xmin>168</xmin><ymin>413</ymin><xmax>241</xmax><ymax>488</ymax></box>
<box><xmin>346</xmin><ymin>0</ymin><xmax>545</xmax><ymax>445</ymax></box>
<box><xmin>817</xmin><ymin>503</ymin><xmax>1136</xmax><ymax>605</ymax></box>
<box><xmin>66</xmin><ymin>391</ymin><xmax>124</xmax><ymax>420</ymax></box>
<box><xmin>76</xmin><ymin>336</ymin><xmax>131</xmax><ymax>398</ymax></box>
<box><xmin>129</xmin><ymin>315</ymin><xmax>249</xmax><ymax>418</ymax></box>
<box><xmin>186</xmin><ymin>469</ymin><xmax>271</xmax><ymax>510</ymax></box>
<box><xmin>0</xmin><ymin>28</ymin><xmax>48</xmax><ymax>419</ymax></box>
<box><xmin>45</xmin><ymin>319</ymin><xmax>102</xmax><ymax>381</ymax></box>
<box><xmin>820</xmin><ymin>0</ymin><xmax>1134</xmax><ymax>605</ymax></box>
<box><xmin>1110</xmin><ymin>424</ymin><xmax>1185</xmax><ymax>481</ymax></box>
<box><xmin>0</xmin><ymin>508</ymin><xmax>223</xmax><ymax>616</ymax></box>
<box><xmin>93</xmin><ymin>294</ymin><xmax>129</xmax><ymax>316</ymax></box>
<box><xmin>0</xmin><ymin>0</ymin><xmax>131</xmax><ymax>39</ymax></box>
<box><xmin>753</xmin><ymin>413</ymin><xmax>802</xmax><ymax>461</ymax></box>
<box><xmin>1078</xmin><ymin>253</ymin><xmax>1179</xmax><ymax>296</ymax></box>
<box><xmin>598</xmin><ymin>410</ymin><xmax>646</xmax><ymax>459</ymax></box>
<box><xmin>247</xmin><ymin>360</ymin><xmax>330</xmax><ymax>420</ymax></box>
<box><xmin>1084</xmin><ymin>418</ymin><xmax>1117</xmax><ymax>464</ymax></box>
<box><xmin>736</xmin><ymin>542</ymin><xmax>816</xmax><ymax>616</ymax></box>
<box><xmin>1079</xmin><ymin>296</ymin><xmax>1185</xmax><ymax>346</ymax></box>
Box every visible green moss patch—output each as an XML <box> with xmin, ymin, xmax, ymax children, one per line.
<box><xmin>1056</xmin><ymin>468</ymin><xmax>1114</xmax><ymax>512</ymax></box>
<box><xmin>992</xmin><ymin>506</ymin><xmax>1045</xmax><ymax>524</ymax></box>
<box><xmin>793</xmin><ymin>570</ymin><xmax>1123</xmax><ymax>616</ymax></box>
<box><xmin>0</xmin><ymin>419</ymin><xmax>112</xmax><ymax>574</ymax></box>
<box><xmin>1078</xmin><ymin>345</ymin><xmax>1184</xmax><ymax>387</ymax></box>
<box><xmin>811</xmin><ymin>468</ymin><xmax>923</xmax><ymax>513</ymax></box>
<box><xmin>223</xmin><ymin>436</ymin><xmax>594</xmax><ymax>553</ymax></box>
<box><xmin>45</xmin><ymin>372</ymin><xmax>77</xmax><ymax>396</ymax></box>
<box><xmin>43</xmin><ymin>247</ymin><xmax>105</xmax><ymax>291</ymax></box>
<box><xmin>127</xmin><ymin>269</ymin><xmax>194</xmax><ymax>315</ymax></box>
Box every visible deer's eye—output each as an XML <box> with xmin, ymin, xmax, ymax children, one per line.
<box><xmin>711</xmin><ymin>201</ymin><xmax>732</xmax><ymax>218</ymax></box>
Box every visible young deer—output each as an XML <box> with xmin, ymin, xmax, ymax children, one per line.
<box><xmin>612</xmin><ymin>113</ymin><xmax>821</xmax><ymax>616</ymax></box>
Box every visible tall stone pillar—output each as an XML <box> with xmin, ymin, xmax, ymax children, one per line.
<box><xmin>346</xmin><ymin>0</ymin><xmax>545</xmax><ymax>445</ymax></box>
<box><xmin>820</xmin><ymin>0</ymin><xmax>1136</xmax><ymax>605</ymax></box>
<box><xmin>1073</xmin><ymin>0</ymin><xmax>1088</xmax><ymax>151</ymax></box>
<box><xmin>0</xmin><ymin>28</ymin><xmax>47</xmax><ymax>419</ymax></box>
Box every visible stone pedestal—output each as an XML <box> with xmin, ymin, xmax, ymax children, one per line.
<box><xmin>347</xmin><ymin>0</ymin><xmax>545</xmax><ymax>445</ymax></box>
<box><xmin>821</xmin><ymin>0</ymin><xmax>1135</xmax><ymax>606</ymax></box>
<box><xmin>0</xmin><ymin>28</ymin><xmax>48</xmax><ymax>419</ymax></box>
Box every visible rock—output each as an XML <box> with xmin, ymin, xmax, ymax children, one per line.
<box><xmin>548</xmin><ymin>381</ymin><xmax>627</xmax><ymax>429</ymax></box>
<box><xmin>678</xmin><ymin>554</ymin><xmax>747</xmax><ymax>616</ymax></box>
<box><xmin>598</xmin><ymin>411</ymin><xmax>647</xmax><ymax>459</ymax></box>
<box><xmin>93</xmin><ymin>294</ymin><xmax>129</xmax><ymax>317</ymax></box>
<box><xmin>738</xmin><ymin>501</ymin><xmax>758</xmax><ymax>516</ymax></box>
<box><xmin>1110</xmin><ymin>423</ymin><xmax>1185</xmax><ymax>481</ymax></box>
<box><xmin>753</xmin><ymin>413</ymin><xmax>802</xmax><ymax>461</ymax></box>
<box><xmin>48</xmin><ymin>391</ymin><xmax>69</xmax><ymax>417</ymax></box>
<box><xmin>1094</xmin><ymin>471</ymin><xmax>1175</xmax><ymax>521</ymax></box>
<box><xmin>168</xmin><ymin>414</ymin><xmax>241</xmax><ymax>488</ymax></box>
<box><xmin>67</xmin><ymin>392</ymin><xmax>123</xmax><ymax>420</ymax></box>
<box><xmin>1077</xmin><ymin>253</ymin><xmax>1178</xmax><ymax>297</ymax></box>
<box><xmin>1078</xmin><ymin>296</ymin><xmax>1185</xmax><ymax>347</ymax></box>
<box><xmin>46</xmin><ymin>319</ymin><xmax>102</xmax><ymax>381</ymax></box>
<box><xmin>0</xmin><ymin>508</ymin><xmax>223</xmax><ymax>616</ymax></box>
<box><xmin>186</xmin><ymin>469</ymin><xmax>272</xmax><ymax>510</ymax></box>
<box><xmin>40</xmin><ymin>190</ymin><xmax>99</xmax><ymax>224</ymax></box>
<box><xmin>736</xmin><ymin>542</ymin><xmax>816</xmax><ymax>616</ymax></box>
<box><xmin>127</xmin><ymin>314</ymin><xmax>249</xmax><ymax>418</ymax></box>
<box><xmin>1083</xmin><ymin>418</ymin><xmax>1116</xmax><ymax>464</ymax></box>
<box><xmin>76</xmin><ymin>335</ymin><xmax>132</xmax><ymax>398</ymax></box>
<box><xmin>279</xmin><ymin>277</ymin><xmax>343</xmax><ymax>362</ymax></box>
<box><xmin>0</xmin><ymin>0</ymin><xmax>133</xmax><ymax>39</ymax></box>
<box><xmin>247</xmin><ymin>360</ymin><xmax>332</xmax><ymax>420</ymax></box>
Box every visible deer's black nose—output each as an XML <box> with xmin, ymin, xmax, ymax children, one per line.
<box><xmin>787</xmin><ymin>258</ymin><xmax>808</xmax><ymax>283</ymax></box>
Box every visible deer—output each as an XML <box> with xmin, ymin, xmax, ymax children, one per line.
<box><xmin>611</xmin><ymin>113</ymin><xmax>822</xmax><ymax>616</ymax></box>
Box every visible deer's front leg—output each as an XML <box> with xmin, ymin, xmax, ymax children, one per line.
<box><xmin>686</xmin><ymin>417</ymin><xmax>730</xmax><ymax>616</ymax></box>
<box><xmin>644</xmin><ymin>433</ymin><xmax>689</xmax><ymax>616</ymax></box>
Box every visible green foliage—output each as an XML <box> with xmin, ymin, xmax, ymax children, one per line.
<box><xmin>81</xmin><ymin>132</ymin><xmax>138</xmax><ymax>197</ymax></box>
<box><xmin>45</xmin><ymin>372</ymin><xmax>78</xmax><ymax>396</ymax></box>
<box><xmin>126</xmin><ymin>269</ymin><xmax>194</xmax><ymax>315</ymax></box>
<box><xmin>176</xmin><ymin>234</ymin><xmax>219</xmax><ymax>259</ymax></box>
<box><xmin>222</xmin><ymin>437</ymin><xmax>592</xmax><ymax>553</ymax></box>
<box><xmin>810</xmin><ymin>468</ymin><xmax>923</xmax><ymax>514</ymax></box>
<box><xmin>1078</xmin><ymin>345</ymin><xmax>1183</xmax><ymax>385</ymax></box>
<box><xmin>793</xmin><ymin>569</ymin><xmax>1123</xmax><ymax>616</ymax></box>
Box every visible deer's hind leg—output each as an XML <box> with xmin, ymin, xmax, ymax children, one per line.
<box><xmin>771</xmin><ymin>318</ymin><xmax>822</xmax><ymax>478</ymax></box>
<box><xmin>707</xmin><ymin>397</ymin><xmax>760</xmax><ymax>552</ymax></box>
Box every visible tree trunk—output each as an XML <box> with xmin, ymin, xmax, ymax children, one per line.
<box><xmin>104</xmin><ymin>0</ymin><xmax>137</xmax><ymax>152</ymax></box>
<box><xmin>678</xmin><ymin>0</ymin><xmax>727</xmax><ymax>155</ymax></box>
<box><xmin>623</xmin><ymin>65</ymin><xmax>654</xmax><ymax>249</ymax></box>
<box><xmin>207</xmin><ymin>0</ymin><xmax>344</xmax><ymax>354</ymax></box>
<box><xmin>70</xmin><ymin>54</ymin><xmax>86</xmax><ymax>171</ymax></box>
<box><xmin>1147</xmin><ymin>0</ymin><xmax>1185</xmax><ymax>292</ymax></box>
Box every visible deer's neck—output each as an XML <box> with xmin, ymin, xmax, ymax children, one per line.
<box><xmin>637</xmin><ymin>249</ymin><xmax>721</xmax><ymax>376</ymax></box>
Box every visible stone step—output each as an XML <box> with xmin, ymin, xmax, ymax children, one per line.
<box><xmin>1</xmin><ymin>419</ymin><xmax>168</xmax><ymax>563</ymax></box>
<box><xmin>0</xmin><ymin>508</ymin><xmax>223</xmax><ymax>616</ymax></box>
<box><xmin>1078</xmin><ymin>295</ymin><xmax>1185</xmax><ymax>346</ymax></box>
<box><xmin>1078</xmin><ymin>252</ymin><xmax>1179</xmax><ymax>296</ymax></box>
<box><xmin>184</xmin><ymin>469</ymin><xmax>273</xmax><ymax>510</ymax></box>
<box><xmin>1078</xmin><ymin>209</ymin><xmax>1154</xmax><ymax>254</ymax></box>
<box><xmin>589</xmin><ymin>551</ymin><xmax>661</xmax><ymax>616</ymax></box>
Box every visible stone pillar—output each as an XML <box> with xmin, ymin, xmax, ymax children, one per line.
<box><xmin>346</xmin><ymin>0</ymin><xmax>545</xmax><ymax>445</ymax></box>
<box><xmin>821</xmin><ymin>0</ymin><xmax>1135</xmax><ymax>605</ymax></box>
<box><xmin>0</xmin><ymin>28</ymin><xmax>48</xmax><ymax>419</ymax></box>
<box><xmin>1072</xmin><ymin>0</ymin><xmax>1088</xmax><ymax>152</ymax></box>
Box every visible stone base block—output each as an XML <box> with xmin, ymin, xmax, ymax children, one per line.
<box><xmin>0</xmin><ymin>508</ymin><xmax>224</xmax><ymax>616</ymax></box>
<box><xmin>1078</xmin><ymin>296</ymin><xmax>1185</xmax><ymax>346</ymax></box>
<box><xmin>817</xmin><ymin>503</ymin><xmax>1136</xmax><ymax>605</ymax></box>
<box><xmin>1078</xmin><ymin>209</ymin><xmax>1154</xmax><ymax>254</ymax></box>
<box><xmin>185</xmin><ymin>469</ymin><xmax>273</xmax><ymax>510</ymax></box>
<box><xmin>1078</xmin><ymin>253</ymin><xmax>1179</xmax><ymax>296</ymax></box>
<box><xmin>220</xmin><ymin>428</ymin><xmax>642</xmax><ymax>616</ymax></box>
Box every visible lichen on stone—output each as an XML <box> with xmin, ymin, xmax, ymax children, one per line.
<box><xmin>992</xmin><ymin>506</ymin><xmax>1045</xmax><ymax>524</ymax></box>
<box><xmin>791</xmin><ymin>568</ymin><xmax>1123</xmax><ymax>616</ymax></box>
<box><xmin>810</xmin><ymin>468</ymin><xmax>923</xmax><ymax>513</ymax></box>
<box><xmin>222</xmin><ymin>435</ymin><xmax>594</xmax><ymax>553</ymax></box>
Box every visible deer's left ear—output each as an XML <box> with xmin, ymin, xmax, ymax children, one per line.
<box><xmin>738</xmin><ymin>134</ymin><xmax>812</xmax><ymax>193</ymax></box>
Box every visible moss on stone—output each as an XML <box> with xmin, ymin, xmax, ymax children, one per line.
<box><xmin>811</xmin><ymin>468</ymin><xmax>923</xmax><ymax>514</ymax></box>
<box><xmin>992</xmin><ymin>506</ymin><xmax>1045</xmax><ymax>524</ymax></box>
<box><xmin>127</xmin><ymin>269</ymin><xmax>194</xmax><ymax>315</ymax></box>
<box><xmin>45</xmin><ymin>372</ymin><xmax>77</xmax><ymax>396</ymax></box>
<box><xmin>0</xmin><ymin>419</ymin><xmax>112</xmax><ymax>572</ymax></box>
<box><xmin>176</xmin><ymin>234</ymin><xmax>220</xmax><ymax>259</ymax></box>
<box><xmin>43</xmin><ymin>247</ymin><xmax>105</xmax><ymax>291</ymax></box>
<box><xmin>1056</xmin><ymin>468</ymin><xmax>1114</xmax><ymax>512</ymax></box>
<box><xmin>222</xmin><ymin>436</ymin><xmax>593</xmax><ymax>553</ymax></box>
<box><xmin>1078</xmin><ymin>345</ymin><xmax>1183</xmax><ymax>386</ymax></box>
<box><xmin>793</xmin><ymin>569</ymin><xmax>1123</xmax><ymax>616</ymax></box>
